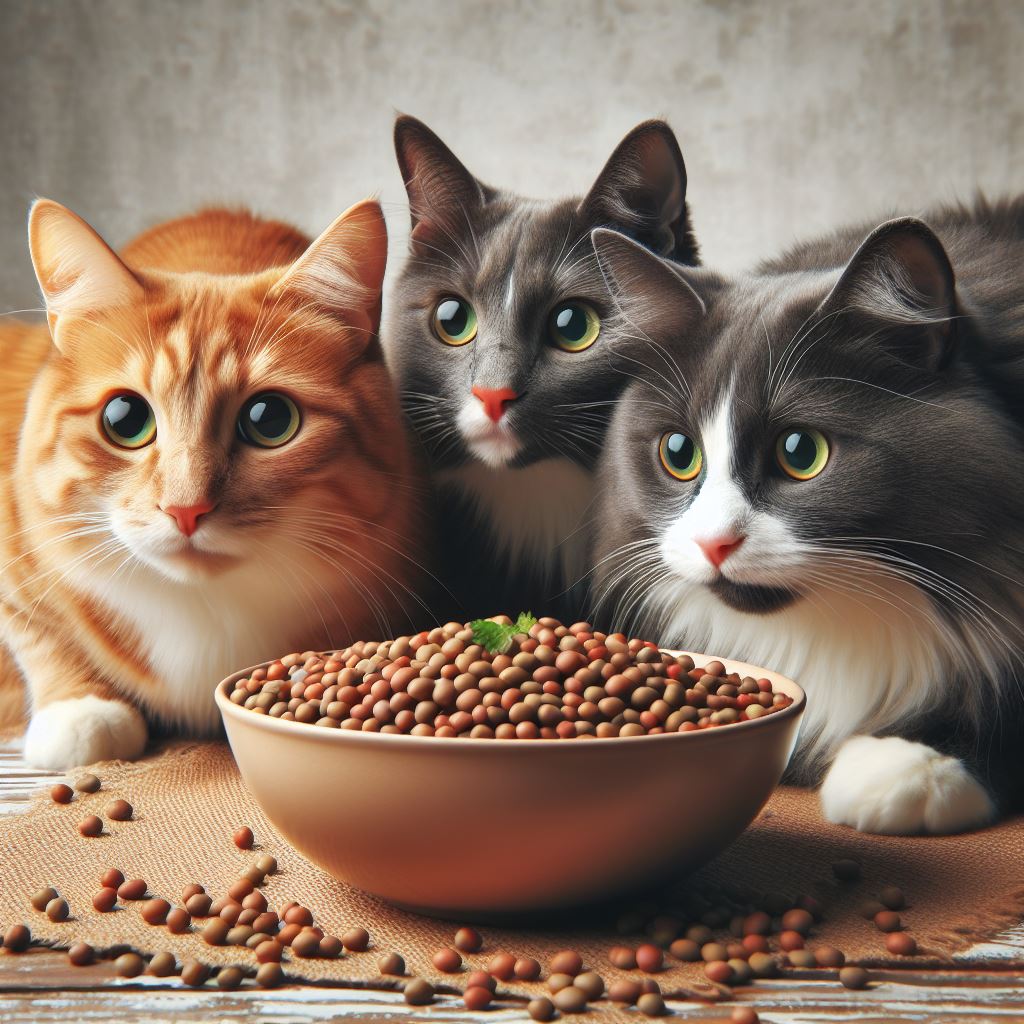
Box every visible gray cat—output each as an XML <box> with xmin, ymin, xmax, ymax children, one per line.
<box><xmin>589</xmin><ymin>197</ymin><xmax>1024</xmax><ymax>835</ymax></box>
<box><xmin>386</xmin><ymin>115</ymin><xmax>699</xmax><ymax>621</ymax></box>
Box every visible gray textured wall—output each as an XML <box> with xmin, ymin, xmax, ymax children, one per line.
<box><xmin>1</xmin><ymin>0</ymin><xmax>1021</xmax><ymax>314</ymax></box>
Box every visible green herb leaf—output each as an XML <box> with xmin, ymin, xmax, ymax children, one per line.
<box><xmin>514</xmin><ymin>611</ymin><xmax>538</xmax><ymax>634</ymax></box>
<box><xmin>470</xmin><ymin>612</ymin><xmax>539</xmax><ymax>654</ymax></box>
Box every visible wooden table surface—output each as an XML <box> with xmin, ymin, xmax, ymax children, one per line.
<box><xmin>2</xmin><ymin>739</ymin><xmax>1022</xmax><ymax>1023</ymax></box>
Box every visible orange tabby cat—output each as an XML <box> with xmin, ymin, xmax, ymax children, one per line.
<box><xmin>0</xmin><ymin>199</ymin><xmax>426</xmax><ymax>769</ymax></box>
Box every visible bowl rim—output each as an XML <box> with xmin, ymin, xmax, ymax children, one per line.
<box><xmin>215</xmin><ymin>649</ymin><xmax>806</xmax><ymax>753</ymax></box>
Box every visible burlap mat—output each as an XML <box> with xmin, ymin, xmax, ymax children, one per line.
<box><xmin>2</xmin><ymin>740</ymin><xmax>1022</xmax><ymax>1012</ymax></box>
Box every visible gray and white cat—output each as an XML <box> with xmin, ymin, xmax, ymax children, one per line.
<box><xmin>386</xmin><ymin>115</ymin><xmax>699</xmax><ymax>620</ymax></box>
<box><xmin>589</xmin><ymin>198</ymin><xmax>1024</xmax><ymax>835</ymax></box>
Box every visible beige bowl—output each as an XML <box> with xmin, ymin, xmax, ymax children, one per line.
<box><xmin>216</xmin><ymin>652</ymin><xmax>804</xmax><ymax>917</ymax></box>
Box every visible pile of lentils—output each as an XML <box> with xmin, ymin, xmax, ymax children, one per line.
<box><xmin>229</xmin><ymin>615</ymin><xmax>793</xmax><ymax>738</ymax></box>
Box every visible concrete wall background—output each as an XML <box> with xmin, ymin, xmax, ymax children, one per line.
<box><xmin>1</xmin><ymin>0</ymin><xmax>1021</xmax><ymax>314</ymax></box>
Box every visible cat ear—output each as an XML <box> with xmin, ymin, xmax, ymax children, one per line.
<box><xmin>270</xmin><ymin>198</ymin><xmax>388</xmax><ymax>337</ymax></box>
<box><xmin>580</xmin><ymin>120</ymin><xmax>692</xmax><ymax>259</ymax></box>
<box><xmin>818</xmin><ymin>217</ymin><xmax>958</xmax><ymax>370</ymax></box>
<box><xmin>28</xmin><ymin>199</ymin><xmax>144</xmax><ymax>343</ymax></box>
<box><xmin>394</xmin><ymin>115</ymin><xmax>484</xmax><ymax>248</ymax></box>
<box><xmin>592</xmin><ymin>227</ymin><xmax>705</xmax><ymax>340</ymax></box>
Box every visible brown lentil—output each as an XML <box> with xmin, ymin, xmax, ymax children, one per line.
<box><xmin>31</xmin><ymin>887</ymin><xmax>58</xmax><ymax>912</ymax></box>
<box><xmin>704</xmin><ymin>960</ymin><xmax>732</xmax><ymax>983</ymax></box>
<box><xmin>256</xmin><ymin>961</ymin><xmax>284</xmax><ymax>988</ymax></box>
<box><xmin>550</xmin><ymin>948</ymin><xmax>583</xmax><ymax>975</ymax></box>
<box><xmin>608</xmin><ymin>979</ymin><xmax>642</xmax><ymax>1004</ymax></box>
<box><xmin>432</xmin><ymin>946</ymin><xmax>462</xmax><ymax>972</ymax></box>
<box><xmin>609</xmin><ymin>944</ymin><xmax>638</xmax><ymax>968</ymax></box>
<box><xmin>528</xmin><ymin>997</ymin><xmax>556</xmax><ymax>1021</ymax></box>
<box><xmin>319</xmin><ymin>934</ymin><xmax>343</xmax><ymax>957</ymax></box>
<box><xmin>217</xmin><ymin>966</ymin><xmax>244</xmax><ymax>990</ymax></box>
<box><xmin>378</xmin><ymin>951</ymin><xmax>405</xmax><ymax>975</ymax></box>
<box><xmin>68</xmin><ymin>941</ymin><xmax>94</xmax><ymax>966</ymax></box>
<box><xmin>839</xmin><ymin>965</ymin><xmax>870</xmax><ymax>989</ymax></box>
<box><xmin>553</xmin><ymin>986</ymin><xmax>588</xmax><ymax>1013</ymax></box>
<box><xmin>202</xmin><ymin>918</ymin><xmax>231</xmax><ymax>945</ymax></box>
<box><xmin>93</xmin><ymin>888</ymin><xmax>118</xmax><ymax>913</ymax></box>
<box><xmin>256</xmin><ymin>854</ymin><xmax>278</xmax><ymax>875</ymax></box>
<box><xmin>74</xmin><ymin>774</ymin><xmax>101</xmax><ymax>793</ymax></box>
<box><xmin>814</xmin><ymin>946</ymin><xmax>846</xmax><ymax>968</ymax></box>
<box><xmin>141</xmin><ymin>898</ymin><xmax>171</xmax><ymax>925</ymax></box>
<box><xmin>234</xmin><ymin>620</ymin><xmax>793</xmax><ymax>738</ymax></box>
<box><xmin>148</xmin><ymin>951</ymin><xmax>177</xmax><ymax>977</ymax></box>
<box><xmin>115</xmin><ymin>952</ymin><xmax>145</xmax><ymax>977</ymax></box>
<box><xmin>292</xmin><ymin>930</ymin><xmax>320</xmax><ymax>957</ymax></box>
<box><xmin>45</xmin><ymin>897</ymin><xmax>69</xmax><ymax>922</ymax></box>
<box><xmin>3</xmin><ymin>924</ymin><xmax>30</xmax><ymax>952</ymax></box>
<box><xmin>879</xmin><ymin>885</ymin><xmax>906</xmax><ymax>910</ymax></box>
<box><xmin>874</xmin><ymin>910</ymin><xmax>902</xmax><ymax>933</ymax></box>
<box><xmin>454</xmin><ymin>925</ymin><xmax>483</xmax><ymax>952</ymax></box>
<box><xmin>50</xmin><ymin>783</ymin><xmax>74</xmax><ymax>804</ymax></box>
<box><xmin>637</xmin><ymin>991</ymin><xmax>667</xmax><ymax>1017</ymax></box>
<box><xmin>548</xmin><ymin>973</ymin><xmax>575</xmax><ymax>993</ymax></box>
<box><xmin>106</xmin><ymin>799</ymin><xmax>133</xmax><ymax>821</ymax></box>
<box><xmin>78</xmin><ymin>815</ymin><xmax>103</xmax><ymax>837</ymax></box>
<box><xmin>463</xmin><ymin>986</ymin><xmax>492</xmax><ymax>1011</ymax></box>
<box><xmin>574</xmin><ymin>971</ymin><xmax>605</xmax><ymax>1000</ymax></box>
<box><xmin>466</xmin><ymin>970</ymin><xmax>497</xmax><ymax>992</ymax></box>
<box><xmin>787</xmin><ymin>949</ymin><xmax>818</xmax><ymax>968</ymax></box>
<box><xmin>515</xmin><ymin>956</ymin><xmax>542</xmax><ymax>980</ymax></box>
<box><xmin>118</xmin><ymin>879</ymin><xmax>147</xmax><ymax>901</ymax></box>
<box><xmin>342</xmin><ymin>926</ymin><xmax>369</xmax><ymax>951</ymax></box>
<box><xmin>256</xmin><ymin>939</ymin><xmax>284</xmax><ymax>963</ymax></box>
<box><xmin>731</xmin><ymin>1010</ymin><xmax>760</xmax><ymax>1024</ymax></box>
<box><xmin>635</xmin><ymin>942</ymin><xmax>664</xmax><ymax>972</ymax></box>
<box><xmin>166</xmin><ymin>907</ymin><xmax>191</xmax><ymax>933</ymax></box>
<box><xmin>489</xmin><ymin>951</ymin><xmax>516</xmax><ymax>979</ymax></box>
<box><xmin>233</xmin><ymin>826</ymin><xmax>254</xmax><ymax>849</ymax></box>
<box><xmin>186</xmin><ymin>892</ymin><xmax>212</xmax><ymax>917</ymax></box>
<box><xmin>404</xmin><ymin>977</ymin><xmax>434</xmax><ymax>1005</ymax></box>
<box><xmin>181</xmin><ymin>959</ymin><xmax>211</xmax><ymax>986</ymax></box>
<box><xmin>886</xmin><ymin>932</ymin><xmax>917</xmax><ymax>956</ymax></box>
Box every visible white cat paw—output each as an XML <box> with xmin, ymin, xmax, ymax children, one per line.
<box><xmin>820</xmin><ymin>735</ymin><xmax>995</xmax><ymax>835</ymax></box>
<box><xmin>24</xmin><ymin>696</ymin><xmax>147</xmax><ymax>770</ymax></box>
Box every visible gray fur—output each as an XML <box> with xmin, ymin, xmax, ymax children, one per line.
<box><xmin>591</xmin><ymin>197</ymin><xmax>1024</xmax><ymax>809</ymax></box>
<box><xmin>387</xmin><ymin>115</ymin><xmax>699</xmax><ymax>619</ymax></box>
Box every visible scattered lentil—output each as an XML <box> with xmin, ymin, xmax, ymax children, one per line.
<box><xmin>78</xmin><ymin>815</ymin><xmax>103</xmax><ymax>838</ymax></box>
<box><xmin>50</xmin><ymin>784</ymin><xmax>74</xmax><ymax>804</ymax></box>
<box><xmin>115</xmin><ymin>953</ymin><xmax>144</xmax><ymax>977</ymax></box>
<box><xmin>404</xmin><ymin>977</ymin><xmax>434</xmax><ymax>1005</ymax></box>
<box><xmin>839</xmin><ymin>965</ymin><xmax>870</xmax><ymax>989</ymax></box>
<box><xmin>68</xmin><ymin>941</ymin><xmax>94</xmax><ymax>966</ymax></box>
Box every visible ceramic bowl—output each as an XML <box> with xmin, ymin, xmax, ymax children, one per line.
<box><xmin>216</xmin><ymin>651</ymin><xmax>804</xmax><ymax>917</ymax></box>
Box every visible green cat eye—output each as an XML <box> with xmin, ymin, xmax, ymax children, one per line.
<box><xmin>548</xmin><ymin>300</ymin><xmax>600</xmax><ymax>352</ymax></box>
<box><xmin>237</xmin><ymin>392</ymin><xmax>301</xmax><ymax>448</ymax></box>
<box><xmin>101</xmin><ymin>393</ymin><xmax>156</xmax><ymax>450</ymax></box>
<box><xmin>776</xmin><ymin>428</ymin><xmax>829</xmax><ymax>480</ymax></box>
<box><xmin>432</xmin><ymin>297</ymin><xmax>478</xmax><ymax>346</ymax></box>
<box><xmin>659</xmin><ymin>431</ymin><xmax>703</xmax><ymax>481</ymax></box>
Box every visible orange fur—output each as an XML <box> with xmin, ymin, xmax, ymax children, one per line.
<box><xmin>1</xmin><ymin>201</ymin><xmax>428</xmax><ymax>768</ymax></box>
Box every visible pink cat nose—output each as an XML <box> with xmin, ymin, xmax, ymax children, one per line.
<box><xmin>472</xmin><ymin>386</ymin><xmax>519</xmax><ymax>423</ymax></box>
<box><xmin>162</xmin><ymin>501</ymin><xmax>215</xmax><ymax>537</ymax></box>
<box><xmin>697</xmin><ymin>534</ymin><xmax>745</xmax><ymax>569</ymax></box>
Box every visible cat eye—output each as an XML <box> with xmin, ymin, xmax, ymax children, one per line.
<box><xmin>659</xmin><ymin>431</ymin><xmax>703</xmax><ymax>481</ymax></box>
<box><xmin>548</xmin><ymin>300</ymin><xmax>600</xmax><ymax>352</ymax></box>
<box><xmin>775</xmin><ymin>428</ymin><xmax>830</xmax><ymax>480</ymax></box>
<box><xmin>101</xmin><ymin>393</ymin><xmax>156</xmax><ymax>450</ymax></box>
<box><xmin>237</xmin><ymin>392</ymin><xmax>301</xmax><ymax>448</ymax></box>
<box><xmin>432</xmin><ymin>297</ymin><xmax>478</xmax><ymax>346</ymax></box>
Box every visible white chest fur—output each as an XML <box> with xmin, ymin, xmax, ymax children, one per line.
<box><xmin>75</xmin><ymin>545</ymin><xmax>334</xmax><ymax>734</ymax></box>
<box><xmin>438</xmin><ymin>458</ymin><xmax>596</xmax><ymax>590</ymax></box>
<box><xmin>653</xmin><ymin>575</ymin><xmax>986</xmax><ymax>768</ymax></box>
